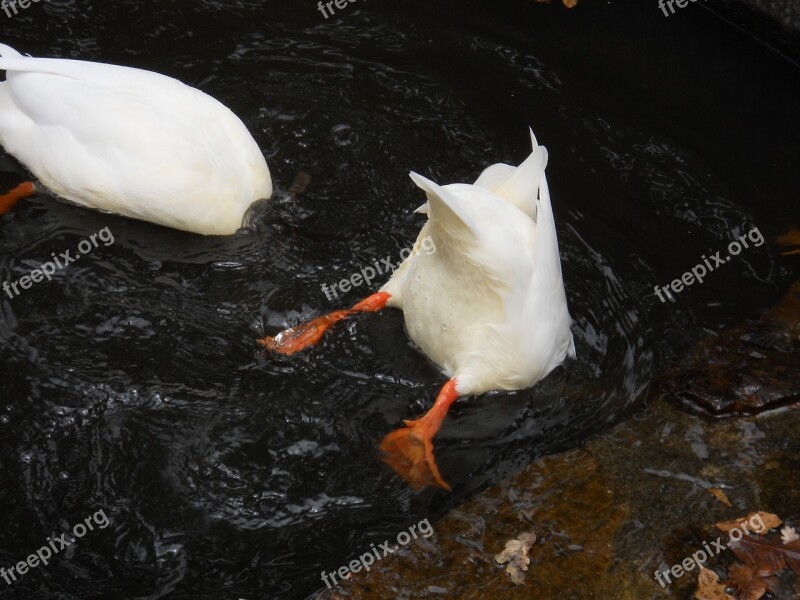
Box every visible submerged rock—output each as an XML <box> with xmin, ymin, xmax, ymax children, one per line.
<box><xmin>316</xmin><ymin>396</ymin><xmax>800</xmax><ymax>598</ymax></box>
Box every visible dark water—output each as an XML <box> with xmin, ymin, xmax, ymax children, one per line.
<box><xmin>0</xmin><ymin>0</ymin><xmax>797</xmax><ymax>598</ymax></box>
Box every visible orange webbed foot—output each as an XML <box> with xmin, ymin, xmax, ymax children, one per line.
<box><xmin>0</xmin><ymin>181</ymin><xmax>36</xmax><ymax>215</ymax></box>
<box><xmin>380</xmin><ymin>379</ymin><xmax>459</xmax><ymax>492</ymax></box>
<box><xmin>380</xmin><ymin>422</ymin><xmax>451</xmax><ymax>491</ymax></box>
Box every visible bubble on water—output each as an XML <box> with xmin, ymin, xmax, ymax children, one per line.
<box><xmin>331</xmin><ymin>123</ymin><xmax>358</xmax><ymax>146</ymax></box>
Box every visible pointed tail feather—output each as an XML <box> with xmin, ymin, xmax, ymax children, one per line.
<box><xmin>473</xmin><ymin>129</ymin><xmax>548</xmax><ymax>221</ymax></box>
<box><xmin>494</xmin><ymin>144</ymin><xmax>547</xmax><ymax>221</ymax></box>
<box><xmin>529</xmin><ymin>127</ymin><xmax>539</xmax><ymax>150</ymax></box>
<box><xmin>409</xmin><ymin>171</ymin><xmax>480</xmax><ymax>240</ymax></box>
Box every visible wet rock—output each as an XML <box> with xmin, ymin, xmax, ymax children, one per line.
<box><xmin>657</xmin><ymin>282</ymin><xmax>800</xmax><ymax>416</ymax></box>
<box><xmin>318</xmin><ymin>395</ymin><xmax>800</xmax><ymax>599</ymax></box>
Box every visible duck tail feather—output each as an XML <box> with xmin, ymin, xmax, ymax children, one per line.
<box><xmin>409</xmin><ymin>171</ymin><xmax>479</xmax><ymax>239</ymax></box>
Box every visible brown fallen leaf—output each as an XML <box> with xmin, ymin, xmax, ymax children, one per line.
<box><xmin>495</xmin><ymin>531</ymin><xmax>537</xmax><ymax>585</ymax></box>
<box><xmin>709</xmin><ymin>488</ymin><xmax>733</xmax><ymax>507</ymax></box>
<box><xmin>695</xmin><ymin>567</ymin><xmax>735</xmax><ymax>600</ymax></box>
<box><xmin>288</xmin><ymin>171</ymin><xmax>311</xmax><ymax>197</ymax></box>
<box><xmin>730</xmin><ymin>534</ymin><xmax>800</xmax><ymax>576</ymax></box>
<box><xmin>727</xmin><ymin>563</ymin><xmax>778</xmax><ymax>600</ymax></box>
<box><xmin>715</xmin><ymin>512</ymin><xmax>782</xmax><ymax>536</ymax></box>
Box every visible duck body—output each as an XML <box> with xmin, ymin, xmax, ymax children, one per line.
<box><xmin>382</xmin><ymin>130</ymin><xmax>575</xmax><ymax>396</ymax></box>
<box><xmin>0</xmin><ymin>43</ymin><xmax>272</xmax><ymax>235</ymax></box>
<box><xmin>261</xmin><ymin>129</ymin><xmax>575</xmax><ymax>490</ymax></box>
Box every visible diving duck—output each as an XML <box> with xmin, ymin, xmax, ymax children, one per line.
<box><xmin>0</xmin><ymin>43</ymin><xmax>271</xmax><ymax>235</ymax></box>
<box><xmin>260</xmin><ymin>129</ymin><xmax>575</xmax><ymax>490</ymax></box>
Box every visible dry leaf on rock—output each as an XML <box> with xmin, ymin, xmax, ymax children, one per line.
<box><xmin>781</xmin><ymin>526</ymin><xmax>799</xmax><ymax>545</ymax></box>
<box><xmin>695</xmin><ymin>567</ymin><xmax>734</xmax><ymax>600</ymax></box>
<box><xmin>727</xmin><ymin>563</ymin><xmax>777</xmax><ymax>600</ymax></box>
<box><xmin>730</xmin><ymin>534</ymin><xmax>800</xmax><ymax>576</ymax></box>
<box><xmin>715</xmin><ymin>512</ymin><xmax>782</xmax><ymax>535</ymax></box>
<box><xmin>709</xmin><ymin>488</ymin><xmax>733</xmax><ymax>507</ymax></box>
<box><xmin>495</xmin><ymin>531</ymin><xmax>537</xmax><ymax>585</ymax></box>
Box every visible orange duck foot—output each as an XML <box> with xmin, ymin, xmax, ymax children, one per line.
<box><xmin>380</xmin><ymin>422</ymin><xmax>450</xmax><ymax>491</ymax></box>
<box><xmin>258</xmin><ymin>292</ymin><xmax>391</xmax><ymax>355</ymax></box>
<box><xmin>380</xmin><ymin>379</ymin><xmax>460</xmax><ymax>492</ymax></box>
<box><xmin>258</xmin><ymin>310</ymin><xmax>347</xmax><ymax>355</ymax></box>
<box><xmin>0</xmin><ymin>181</ymin><xmax>36</xmax><ymax>215</ymax></box>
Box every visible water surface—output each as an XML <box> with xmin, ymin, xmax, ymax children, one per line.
<box><xmin>0</xmin><ymin>1</ymin><xmax>797</xmax><ymax>598</ymax></box>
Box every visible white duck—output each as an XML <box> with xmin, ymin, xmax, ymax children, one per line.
<box><xmin>260</xmin><ymin>129</ymin><xmax>575</xmax><ymax>490</ymax></box>
<box><xmin>0</xmin><ymin>43</ymin><xmax>271</xmax><ymax>235</ymax></box>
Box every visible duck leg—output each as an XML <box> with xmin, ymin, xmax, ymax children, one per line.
<box><xmin>0</xmin><ymin>182</ymin><xmax>36</xmax><ymax>215</ymax></box>
<box><xmin>258</xmin><ymin>291</ymin><xmax>391</xmax><ymax>355</ymax></box>
<box><xmin>380</xmin><ymin>378</ymin><xmax>459</xmax><ymax>492</ymax></box>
